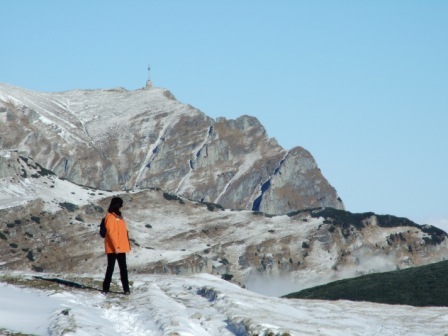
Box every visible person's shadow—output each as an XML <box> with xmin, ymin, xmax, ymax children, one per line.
<box><xmin>33</xmin><ymin>276</ymin><xmax>124</xmax><ymax>294</ymax></box>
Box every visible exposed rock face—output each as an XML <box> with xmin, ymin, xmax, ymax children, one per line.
<box><xmin>252</xmin><ymin>146</ymin><xmax>341</xmax><ymax>214</ymax></box>
<box><xmin>0</xmin><ymin>83</ymin><xmax>343</xmax><ymax>214</ymax></box>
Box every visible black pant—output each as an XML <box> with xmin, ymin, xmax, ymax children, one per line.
<box><xmin>102</xmin><ymin>253</ymin><xmax>129</xmax><ymax>293</ymax></box>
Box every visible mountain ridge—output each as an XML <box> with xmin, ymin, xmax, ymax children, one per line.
<box><xmin>0</xmin><ymin>82</ymin><xmax>343</xmax><ymax>215</ymax></box>
<box><xmin>0</xmin><ymin>150</ymin><xmax>446</xmax><ymax>296</ymax></box>
<box><xmin>1</xmin><ymin>82</ymin><xmax>447</xmax><ymax>297</ymax></box>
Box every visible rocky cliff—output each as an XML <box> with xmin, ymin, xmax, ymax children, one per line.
<box><xmin>0</xmin><ymin>83</ymin><xmax>343</xmax><ymax>215</ymax></box>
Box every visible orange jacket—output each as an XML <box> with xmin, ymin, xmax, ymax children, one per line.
<box><xmin>104</xmin><ymin>212</ymin><xmax>131</xmax><ymax>254</ymax></box>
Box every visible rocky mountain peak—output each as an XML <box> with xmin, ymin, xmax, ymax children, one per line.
<box><xmin>0</xmin><ymin>82</ymin><xmax>343</xmax><ymax>214</ymax></box>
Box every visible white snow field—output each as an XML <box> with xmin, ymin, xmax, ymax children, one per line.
<box><xmin>1</xmin><ymin>273</ymin><xmax>448</xmax><ymax>336</ymax></box>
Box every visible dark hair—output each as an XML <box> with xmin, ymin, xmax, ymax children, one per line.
<box><xmin>108</xmin><ymin>197</ymin><xmax>123</xmax><ymax>217</ymax></box>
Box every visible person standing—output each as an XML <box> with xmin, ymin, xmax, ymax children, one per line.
<box><xmin>102</xmin><ymin>196</ymin><xmax>131</xmax><ymax>295</ymax></box>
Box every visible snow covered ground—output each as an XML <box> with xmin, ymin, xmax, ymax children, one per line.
<box><xmin>1</xmin><ymin>272</ymin><xmax>448</xmax><ymax>336</ymax></box>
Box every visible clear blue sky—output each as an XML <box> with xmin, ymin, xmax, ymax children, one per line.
<box><xmin>2</xmin><ymin>1</ymin><xmax>447</xmax><ymax>229</ymax></box>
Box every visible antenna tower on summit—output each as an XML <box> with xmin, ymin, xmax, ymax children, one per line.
<box><xmin>146</xmin><ymin>64</ymin><xmax>152</xmax><ymax>88</ymax></box>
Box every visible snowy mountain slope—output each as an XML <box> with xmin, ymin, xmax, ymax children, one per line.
<box><xmin>0</xmin><ymin>83</ymin><xmax>343</xmax><ymax>214</ymax></box>
<box><xmin>0</xmin><ymin>150</ymin><xmax>114</xmax><ymax>211</ymax></box>
<box><xmin>0</xmin><ymin>150</ymin><xmax>446</xmax><ymax>297</ymax></box>
<box><xmin>1</xmin><ymin>272</ymin><xmax>448</xmax><ymax>336</ymax></box>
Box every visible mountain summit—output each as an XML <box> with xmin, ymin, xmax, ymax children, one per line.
<box><xmin>0</xmin><ymin>83</ymin><xmax>343</xmax><ymax>214</ymax></box>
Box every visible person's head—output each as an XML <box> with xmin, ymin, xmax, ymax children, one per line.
<box><xmin>108</xmin><ymin>197</ymin><xmax>123</xmax><ymax>215</ymax></box>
